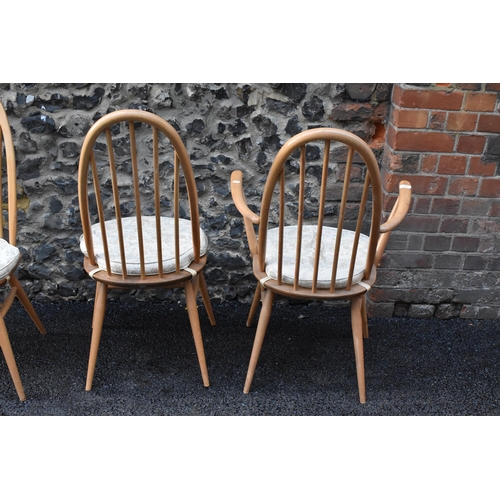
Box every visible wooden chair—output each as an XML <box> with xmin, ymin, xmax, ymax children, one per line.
<box><xmin>78</xmin><ymin>109</ymin><xmax>215</xmax><ymax>391</ymax></box>
<box><xmin>231</xmin><ymin>128</ymin><xmax>411</xmax><ymax>403</ymax></box>
<box><xmin>0</xmin><ymin>102</ymin><xmax>46</xmax><ymax>401</ymax></box>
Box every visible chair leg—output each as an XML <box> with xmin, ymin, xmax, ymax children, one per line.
<box><xmin>9</xmin><ymin>274</ymin><xmax>46</xmax><ymax>335</ymax></box>
<box><xmin>86</xmin><ymin>281</ymin><xmax>108</xmax><ymax>391</ymax></box>
<box><xmin>0</xmin><ymin>316</ymin><xmax>26</xmax><ymax>401</ymax></box>
<box><xmin>351</xmin><ymin>296</ymin><xmax>366</xmax><ymax>404</ymax></box>
<box><xmin>361</xmin><ymin>295</ymin><xmax>369</xmax><ymax>339</ymax></box>
<box><xmin>184</xmin><ymin>279</ymin><xmax>210</xmax><ymax>387</ymax></box>
<box><xmin>198</xmin><ymin>271</ymin><xmax>216</xmax><ymax>326</ymax></box>
<box><xmin>246</xmin><ymin>282</ymin><xmax>262</xmax><ymax>327</ymax></box>
<box><xmin>244</xmin><ymin>288</ymin><xmax>274</xmax><ymax>394</ymax></box>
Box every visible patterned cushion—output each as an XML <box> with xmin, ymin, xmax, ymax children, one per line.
<box><xmin>79</xmin><ymin>216</ymin><xmax>208</xmax><ymax>276</ymax></box>
<box><xmin>0</xmin><ymin>238</ymin><xmax>20</xmax><ymax>280</ymax></box>
<box><xmin>265</xmin><ymin>225</ymin><xmax>370</xmax><ymax>289</ymax></box>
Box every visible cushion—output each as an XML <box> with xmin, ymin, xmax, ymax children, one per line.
<box><xmin>265</xmin><ymin>225</ymin><xmax>370</xmax><ymax>289</ymax></box>
<box><xmin>79</xmin><ymin>216</ymin><xmax>208</xmax><ymax>276</ymax></box>
<box><xmin>0</xmin><ymin>238</ymin><xmax>20</xmax><ymax>280</ymax></box>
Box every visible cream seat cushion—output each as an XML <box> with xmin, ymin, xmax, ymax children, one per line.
<box><xmin>265</xmin><ymin>225</ymin><xmax>370</xmax><ymax>289</ymax></box>
<box><xmin>0</xmin><ymin>238</ymin><xmax>21</xmax><ymax>280</ymax></box>
<box><xmin>79</xmin><ymin>216</ymin><xmax>208</xmax><ymax>276</ymax></box>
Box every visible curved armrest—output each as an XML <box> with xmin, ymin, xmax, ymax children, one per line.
<box><xmin>230</xmin><ymin>170</ymin><xmax>260</xmax><ymax>224</ymax></box>
<box><xmin>375</xmin><ymin>180</ymin><xmax>412</xmax><ymax>266</ymax></box>
<box><xmin>379</xmin><ymin>180</ymin><xmax>412</xmax><ymax>234</ymax></box>
<box><xmin>230</xmin><ymin>170</ymin><xmax>260</xmax><ymax>257</ymax></box>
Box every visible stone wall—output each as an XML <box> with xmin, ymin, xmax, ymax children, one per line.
<box><xmin>1</xmin><ymin>83</ymin><xmax>499</xmax><ymax>318</ymax></box>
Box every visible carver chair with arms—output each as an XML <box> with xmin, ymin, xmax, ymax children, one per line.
<box><xmin>231</xmin><ymin>127</ymin><xmax>411</xmax><ymax>403</ymax></box>
<box><xmin>78</xmin><ymin>109</ymin><xmax>215</xmax><ymax>391</ymax></box>
<box><xmin>0</xmin><ymin>102</ymin><xmax>47</xmax><ymax>401</ymax></box>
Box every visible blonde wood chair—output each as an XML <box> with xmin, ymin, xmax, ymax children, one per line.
<box><xmin>0</xmin><ymin>102</ymin><xmax>46</xmax><ymax>401</ymax></box>
<box><xmin>78</xmin><ymin>109</ymin><xmax>215</xmax><ymax>391</ymax></box>
<box><xmin>231</xmin><ymin>128</ymin><xmax>411</xmax><ymax>403</ymax></box>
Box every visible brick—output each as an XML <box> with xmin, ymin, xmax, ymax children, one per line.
<box><xmin>468</xmin><ymin>157</ymin><xmax>497</xmax><ymax>176</ymax></box>
<box><xmin>421</xmin><ymin>154</ymin><xmax>439</xmax><ymax>173</ymax></box>
<box><xmin>465</xmin><ymin>92</ymin><xmax>498</xmax><ymax>112</ymax></box>
<box><xmin>392</xmin><ymin>108</ymin><xmax>428</xmax><ymax>128</ymax></box>
<box><xmin>431</xmin><ymin>197</ymin><xmax>460</xmax><ymax>215</ymax></box>
<box><xmin>382</xmin><ymin>171</ymin><xmax>447</xmax><ymax>195</ymax></box>
<box><xmin>460</xmin><ymin>198</ymin><xmax>493</xmax><ymax>216</ymax></box>
<box><xmin>448</xmin><ymin>177</ymin><xmax>479</xmax><ymax>196</ymax></box>
<box><xmin>490</xmin><ymin>200</ymin><xmax>500</xmax><ymax>216</ymax></box>
<box><xmin>424</xmin><ymin>235</ymin><xmax>452</xmax><ymax>251</ymax></box>
<box><xmin>437</xmin><ymin>155</ymin><xmax>467</xmax><ymax>174</ymax></box>
<box><xmin>414</xmin><ymin>197</ymin><xmax>431</xmax><ymax>213</ymax></box>
<box><xmin>435</xmin><ymin>254</ymin><xmax>463</xmax><ymax>269</ymax></box>
<box><xmin>477</xmin><ymin>114</ymin><xmax>500</xmax><ymax>133</ymax></box>
<box><xmin>463</xmin><ymin>255</ymin><xmax>490</xmax><ymax>270</ymax></box>
<box><xmin>398</xmin><ymin>214</ymin><xmax>440</xmax><ymax>232</ymax></box>
<box><xmin>408</xmin><ymin>234</ymin><xmax>424</xmax><ymax>250</ymax></box>
<box><xmin>479</xmin><ymin>178</ymin><xmax>500</xmax><ymax>197</ymax></box>
<box><xmin>452</xmin><ymin>236</ymin><xmax>480</xmax><ymax>252</ymax></box>
<box><xmin>456</xmin><ymin>135</ymin><xmax>486</xmax><ymax>154</ymax></box>
<box><xmin>456</xmin><ymin>84</ymin><xmax>482</xmax><ymax>91</ymax></box>
<box><xmin>392</xmin><ymin>86</ymin><xmax>464</xmax><ymax>110</ymax></box>
<box><xmin>408</xmin><ymin>304</ymin><xmax>435</xmax><ymax>318</ymax></box>
<box><xmin>485</xmin><ymin>136</ymin><xmax>500</xmax><ymax>156</ymax></box>
<box><xmin>390</xmin><ymin>130</ymin><xmax>455</xmax><ymax>152</ymax></box>
<box><xmin>447</xmin><ymin>112</ymin><xmax>478</xmax><ymax>131</ymax></box>
<box><xmin>471</xmin><ymin>218</ymin><xmax>500</xmax><ymax>235</ymax></box>
<box><xmin>383</xmin><ymin>252</ymin><xmax>433</xmax><ymax>268</ymax></box>
<box><xmin>440</xmin><ymin>217</ymin><xmax>469</xmax><ymax>233</ymax></box>
<box><xmin>382</xmin><ymin>151</ymin><xmax>420</xmax><ymax>173</ymax></box>
<box><xmin>429</xmin><ymin>111</ymin><xmax>446</xmax><ymax>130</ymax></box>
<box><xmin>485</xmin><ymin>84</ymin><xmax>500</xmax><ymax>92</ymax></box>
<box><xmin>435</xmin><ymin>303</ymin><xmax>461</xmax><ymax>319</ymax></box>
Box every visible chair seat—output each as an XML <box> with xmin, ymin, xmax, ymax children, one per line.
<box><xmin>0</xmin><ymin>238</ymin><xmax>21</xmax><ymax>280</ymax></box>
<box><xmin>79</xmin><ymin>216</ymin><xmax>208</xmax><ymax>276</ymax></box>
<box><xmin>265</xmin><ymin>225</ymin><xmax>369</xmax><ymax>289</ymax></box>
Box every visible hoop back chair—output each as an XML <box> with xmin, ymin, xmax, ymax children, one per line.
<box><xmin>78</xmin><ymin>109</ymin><xmax>215</xmax><ymax>391</ymax></box>
<box><xmin>231</xmin><ymin>128</ymin><xmax>411</xmax><ymax>403</ymax></box>
<box><xmin>0</xmin><ymin>102</ymin><xmax>46</xmax><ymax>401</ymax></box>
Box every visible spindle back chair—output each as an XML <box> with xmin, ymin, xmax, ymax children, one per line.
<box><xmin>78</xmin><ymin>109</ymin><xmax>215</xmax><ymax>391</ymax></box>
<box><xmin>0</xmin><ymin>102</ymin><xmax>46</xmax><ymax>401</ymax></box>
<box><xmin>231</xmin><ymin>127</ymin><xmax>411</xmax><ymax>402</ymax></box>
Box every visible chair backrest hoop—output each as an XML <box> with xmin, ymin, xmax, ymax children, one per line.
<box><xmin>257</xmin><ymin>127</ymin><xmax>383</xmax><ymax>289</ymax></box>
<box><xmin>0</xmin><ymin>102</ymin><xmax>18</xmax><ymax>245</ymax></box>
<box><xmin>78</xmin><ymin>109</ymin><xmax>202</xmax><ymax>277</ymax></box>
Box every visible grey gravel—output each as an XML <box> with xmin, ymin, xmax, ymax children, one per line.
<box><xmin>1</xmin><ymin>299</ymin><xmax>499</xmax><ymax>416</ymax></box>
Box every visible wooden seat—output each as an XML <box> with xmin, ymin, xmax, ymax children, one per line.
<box><xmin>0</xmin><ymin>102</ymin><xmax>46</xmax><ymax>401</ymax></box>
<box><xmin>77</xmin><ymin>109</ymin><xmax>215</xmax><ymax>391</ymax></box>
<box><xmin>231</xmin><ymin>128</ymin><xmax>412</xmax><ymax>403</ymax></box>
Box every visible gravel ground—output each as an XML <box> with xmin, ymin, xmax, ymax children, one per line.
<box><xmin>1</xmin><ymin>298</ymin><xmax>500</xmax><ymax>416</ymax></box>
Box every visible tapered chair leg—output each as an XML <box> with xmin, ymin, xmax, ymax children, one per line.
<box><xmin>9</xmin><ymin>274</ymin><xmax>46</xmax><ymax>335</ymax></box>
<box><xmin>351</xmin><ymin>296</ymin><xmax>366</xmax><ymax>404</ymax></box>
<box><xmin>0</xmin><ymin>317</ymin><xmax>26</xmax><ymax>401</ymax></box>
<box><xmin>184</xmin><ymin>279</ymin><xmax>210</xmax><ymax>387</ymax></box>
<box><xmin>198</xmin><ymin>271</ymin><xmax>216</xmax><ymax>326</ymax></box>
<box><xmin>246</xmin><ymin>282</ymin><xmax>262</xmax><ymax>327</ymax></box>
<box><xmin>361</xmin><ymin>295</ymin><xmax>369</xmax><ymax>339</ymax></box>
<box><xmin>244</xmin><ymin>288</ymin><xmax>274</xmax><ymax>394</ymax></box>
<box><xmin>86</xmin><ymin>281</ymin><xmax>108</xmax><ymax>391</ymax></box>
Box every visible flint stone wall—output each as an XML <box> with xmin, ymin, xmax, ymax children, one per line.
<box><xmin>0</xmin><ymin>83</ymin><xmax>391</xmax><ymax>306</ymax></box>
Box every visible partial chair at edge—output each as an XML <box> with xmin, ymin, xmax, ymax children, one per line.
<box><xmin>0</xmin><ymin>102</ymin><xmax>46</xmax><ymax>401</ymax></box>
<box><xmin>231</xmin><ymin>127</ymin><xmax>412</xmax><ymax>403</ymax></box>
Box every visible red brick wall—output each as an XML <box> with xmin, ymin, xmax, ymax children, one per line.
<box><xmin>370</xmin><ymin>83</ymin><xmax>500</xmax><ymax>319</ymax></box>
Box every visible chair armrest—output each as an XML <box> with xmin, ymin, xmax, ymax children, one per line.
<box><xmin>379</xmin><ymin>180</ymin><xmax>412</xmax><ymax>234</ymax></box>
<box><xmin>230</xmin><ymin>171</ymin><xmax>260</xmax><ymax>224</ymax></box>
<box><xmin>375</xmin><ymin>180</ymin><xmax>412</xmax><ymax>266</ymax></box>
